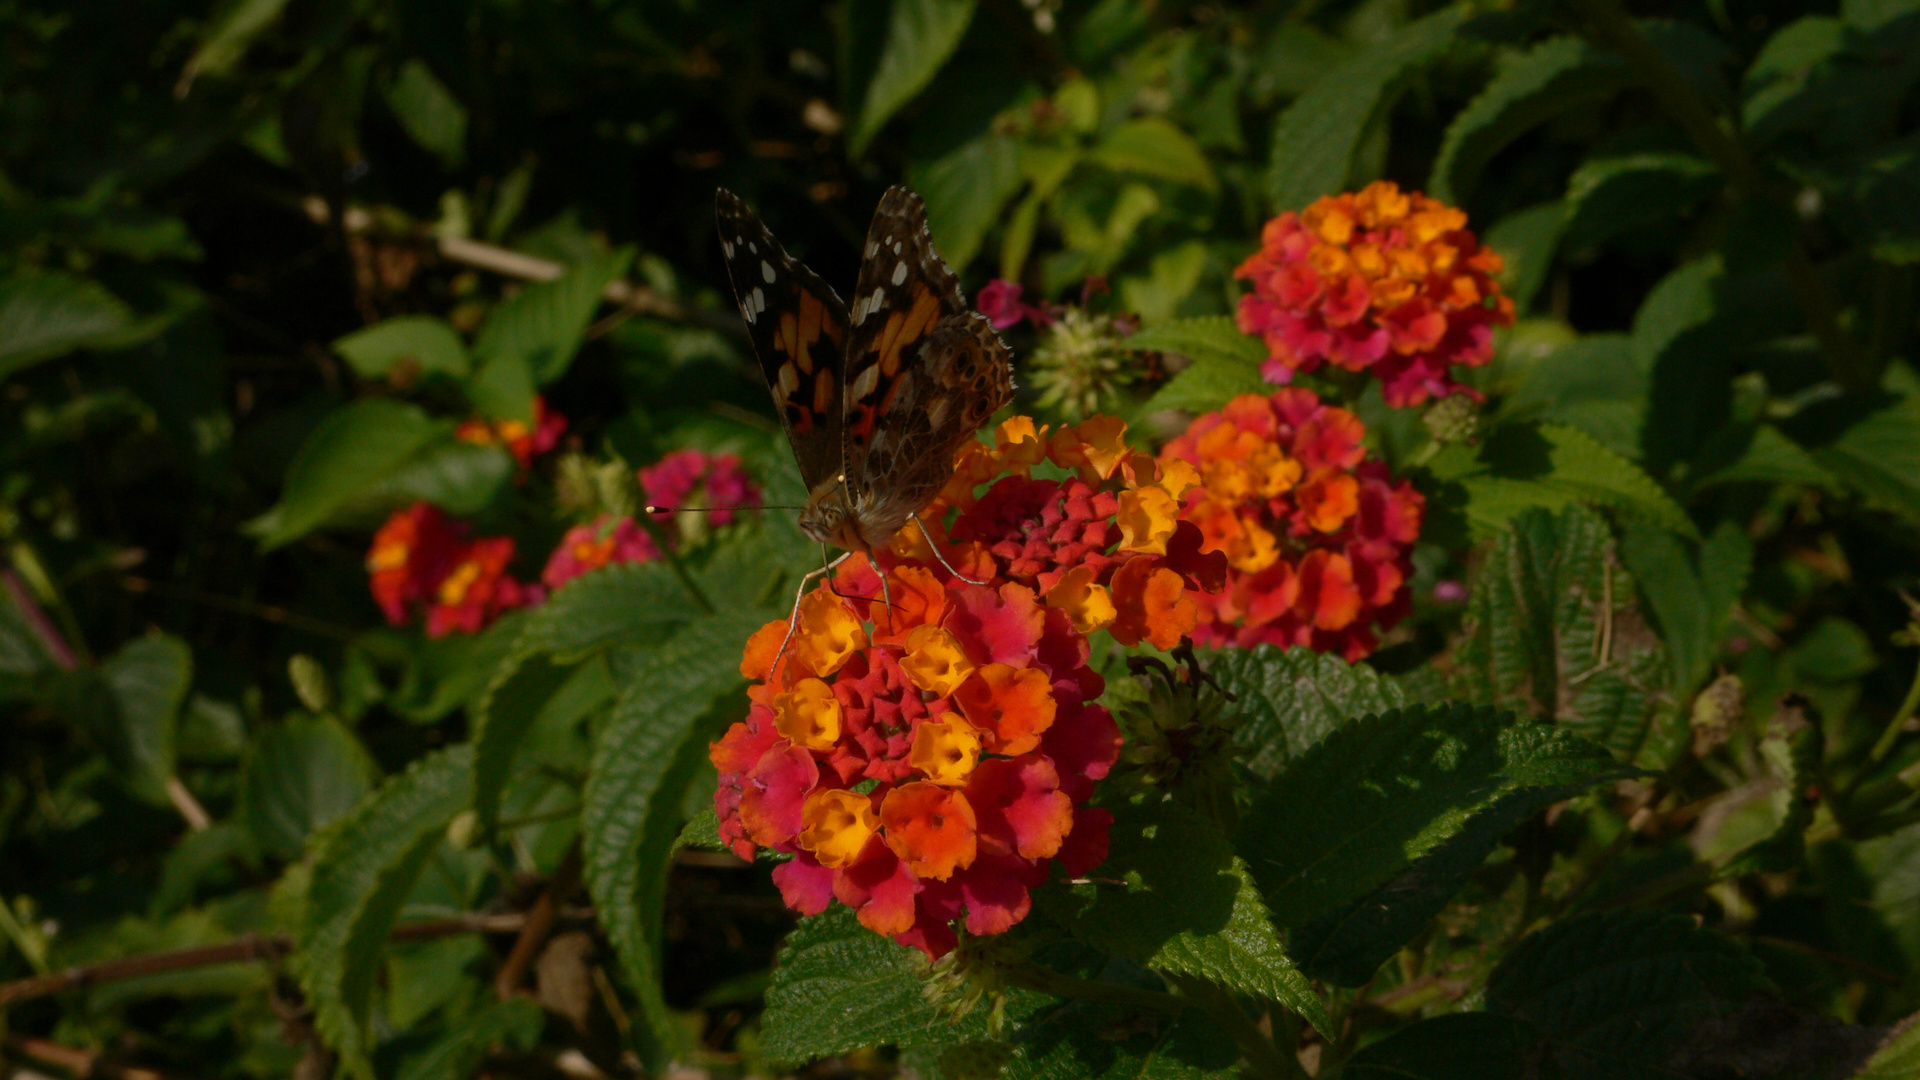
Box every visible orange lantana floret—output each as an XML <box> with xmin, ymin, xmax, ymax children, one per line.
<box><xmin>954</xmin><ymin>663</ymin><xmax>1058</xmax><ymax>756</ymax></box>
<box><xmin>880</xmin><ymin>781</ymin><xmax>978</xmax><ymax>881</ymax></box>
<box><xmin>798</xmin><ymin>789</ymin><xmax>879</xmax><ymax>868</ymax></box>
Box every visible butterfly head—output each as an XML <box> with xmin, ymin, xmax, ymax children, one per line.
<box><xmin>798</xmin><ymin>475</ymin><xmax>890</xmax><ymax>553</ymax></box>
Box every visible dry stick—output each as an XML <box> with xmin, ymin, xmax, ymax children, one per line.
<box><xmin>0</xmin><ymin>913</ymin><xmax>557</xmax><ymax>1007</ymax></box>
<box><xmin>5</xmin><ymin>1035</ymin><xmax>173</xmax><ymax>1080</ymax></box>
<box><xmin>495</xmin><ymin>842</ymin><xmax>585</xmax><ymax>1000</ymax></box>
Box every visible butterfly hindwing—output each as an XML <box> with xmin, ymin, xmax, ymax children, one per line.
<box><xmin>714</xmin><ymin>189</ymin><xmax>851</xmax><ymax>493</ymax></box>
<box><xmin>840</xmin><ymin>187</ymin><xmax>1013</xmax><ymax>519</ymax></box>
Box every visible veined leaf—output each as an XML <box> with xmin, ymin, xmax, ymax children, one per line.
<box><xmin>849</xmin><ymin>0</ymin><xmax>978</xmax><ymax>157</ymax></box>
<box><xmin>1617</xmin><ymin>518</ymin><xmax>1752</xmax><ymax>696</ymax></box>
<box><xmin>472</xmin><ymin>248</ymin><xmax>632</xmax><ymax>383</ymax></box>
<box><xmin>582</xmin><ymin>613</ymin><xmax>763</xmax><ymax>1070</ymax></box>
<box><xmin>1437</xmin><ymin>421</ymin><xmax>1696</xmax><ymax>539</ymax></box>
<box><xmin>1483</xmin><ymin>201</ymin><xmax>1566</xmax><ymax>314</ymax></box>
<box><xmin>0</xmin><ymin>272</ymin><xmax>135</xmax><ymax>376</ymax></box>
<box><xmin>1237</xmin><ymin>703</ymin><xmax>1628</xmax><ymax>937</ymax></box>
<box><xmin>1040</xmin><ymin>799</ymin><xmax>1330</xmax><ymax>1036</ymax></box>
<box><xmin>1854</xmin><ymin>1012</ymin><xmax>1920</xmax><ymax>1079</ymax></box>
<box><xmin>911</xmin><ymin>131</ymin><xmax>1022</xmax><ymax>272</ymax></box>
<box><xmin>332</xmin><ymin>316</ymin><xmax>470</xmax><ymax>379</ymax></box>
<box><xmin>240</xmin><ymin>715</ymin><xmax>380</xmax><ymax>860</ymax></box>
<box><xmin>1202</xmin><ymin>644</ymin><xmax>1422</xmax><ymax>780</ymax></box>
<box><xmin>385</xmin><ymin>59</ymin><xmax>466</xmax><ymax>167</ymax></box>
<box><xmin>300</xmin><ymin>745</ymin><xmax>474</xmax><ymax>1079</ymax></box>
<box><xmin>1091</xmin><ymin>117</ymin><xmax>1218</xmax><ymax>193</ymax></box>
<box><xmin>1486</xmin><ymin>912</ymin><xmax>1772</xmax><ymax>1079</ymax></box>
<box><xmin>522</xmin><ymin>559</ymin><xmax>701</xmax><ymax>663</ymax></box>
<box><xmin>250</xmin><ymin>398</ymin><xmax>446</xmax><ymax>549</ymax></box>
<box><xmin>1563</xmin><ymin>153</ymin><xmax>1720</xmax><ymax>254</ymax></box>
<box><xmin>762</xmin><ymin>907</ymin><xmax>1037</xmax><ymax>1067</ymax></box>
<box><xmin>1127</xmin><ymin>315</ymin><xmax>1265</xmax><ymax>367</ymax></box>
<box><xmin>356</xmin><ymin>437</ymin><xmax>515</xmax><ymax>516</ymax></box>
<box><xmin>1430</xmin><ymin>37</ymin><xmax>1630</xmax><ymax>205</ymax></box>
<box><xmin>1449</xmin><ymin>504</ymin><xmax>1673</xmax><ymax>763</ymax></box>
<box><xmin>179</xmin><ymin>0</ymin><xmax>292</xmax><ymax>88</ymax></box>
<box><xmin>94</xmin><ymin>633</ymin><xmax>193</xmax><ymax>805</ymax></box>
<box><xmin>999</xmin><ymin>1000</ymin><xmax>1238</xmax><ymax>1080</ymax></box>
<box><xmin>1266</xmin><ymin>6</ymin><xmax>1468</xmax><ymax>211</ymax></box>
<box><xmin>471</xmin><ymin>646</ymin><xmax>574</xmax><ymax>838</ymax></box>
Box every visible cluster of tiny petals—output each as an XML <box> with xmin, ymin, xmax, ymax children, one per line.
<box><xmin>367</xmin><ymin>504</ymin><xmax>542</xmax><ymax>637</ymax></box>
<box><xmin>1235</xmin><ymin>181</ymin><xmax>1514</xmax><ymax>408</ymax></box>
<box><xmin>1161</xmin><ymin>389</ymin><xmax>1423</xmax><ymax>661</ymax></box>
<box><xmin>455</xmin><ymin>395</ymin><xmax>568</xmax><ymax>469</ymax></box>
<box><xmin>713</xmin><ymin>415</ymin><xmax>1214</xmax><ymax>959</ymax></box>
<box><xmin>540</xmin><ymin>451</ymin><xmax>760</xmax><ymax>590</ymax></box>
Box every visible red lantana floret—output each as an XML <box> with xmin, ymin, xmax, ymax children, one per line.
<box><xmin>541</xmin><ymin>449</ymin><xmax>761</xmax><ymax>590</ymax></box>
<box><xmin>713</xmin><ymin>415</ymin><xmax>1208</xmax><ymax>958</ymax></box>
<box><xmin>1235</xmin><ymin>181</ymin><xmax>1514</xmax><ymax>408</ymax></box>
<box><xmin>1161</xmin><ymin>389</ymin><xmax>1423</xmax><ymax>660</ymax></box>
<box><xmin>367</xmin><ymin>504</ymin><xmax>542</xmax><ymax>637</ymax></box>
<box><xmin>455</xmin><ymin>395</ymin><xmax>568</xmax><ymax>469</ymax></box>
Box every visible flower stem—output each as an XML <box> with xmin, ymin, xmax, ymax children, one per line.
<box><xmin>1869</xmin><ymin>652</ymin><xmax>1920</xmax><ymax>764</ymax></box>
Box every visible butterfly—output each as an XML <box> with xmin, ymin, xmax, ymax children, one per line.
<box><xmin>713</xmin><ymin>186</ymin><xmax>1014</xmax><ymax>630</ymax></box>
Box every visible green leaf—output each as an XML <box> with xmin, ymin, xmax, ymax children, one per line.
<box><xmin>332</xmin><ymin>317</ymin><xmax>470</xmax><ymax>380</ymax></box>
<box><xmin>1237</xmin><ymin>703</ymin><xmax>1629</xmax><ymax>936</ymax></box>
<box><xmin>999</xmin><ymin>1001</ymin><xmax>1239</xmax><ymax>1080</ymax></box>
<box><xmin>523</xmin><ymin>560</ymin><xmax>701</xmax><ymax>662</ymax></box>
<box><xmin>1796</xmin><ymin>393</ymin><xmax>1920</xmax><ymax>527</ymax></box>
<box><xmin>1630</xmin><ymin>257</ymin><xmax>1720</xmax><ymax>373</ymax></box>
<box><xmin>1040</xmin><ymin>799</ymin><xmax>1330</xmax><ymax>1036</ymax></box>
<box><xmin>849</xmin><ymin>0</ymin><xmax>979</xmax><ymax>157</ymax></box>
<box><xmin>1563</xmin><ymin>153</ymin><xmax>1720</xmax><ymax>254</ymax></box>
<box><xmin>1430</xmin><ymin>37</ymin><xmax>1631</xmax><ymax>205</ymax></box>
<box><xmin>1293</xmin><ymin>738</ymin><xmax>1630</xmax><ymax>985</ymax></box>
<box><xmin>394</xmin><ymin>998</ymin><xmax>544</xmax><ymax>1080</ymax></box>
<box><xmin>1691</xmin><ymin>421</ymin><xmax>1839</xmax><ymax>491</ymax></box>
<box><xmin>472</xmin><ymin>248</ymin><xmax>632</xmax><ymax>383</ymax></box>
<box><xmin>1617</xmin><ymin>518</ymin><xmax>1752</xmax><ymax>696</ymax></box>
<box><xmin>1134</xmin><ymin>315</ymin><xmax>1270</xmax><ymax>415</ymax></box>
<box><xmin>179</xmin><ymin>0</ymin><xmax>292</xmax><ymax>86</ymax></box>
<box><xmin>1201</xmin><ymin>644</ymin><xmax>1421</xmax><ymax>780</ymax></box>
<box><xmin>0</xmin><ymin>272</ymin><xmax>135</xmax><ymax>376</ymax></box>
<box><xmin>240</xmin><ymin>715</ymin><xmax>380</xmax><ymax>860</ymax></box>
<box><xmin>359</xmin><ymin>437</ymin><xmax>515</xmax><ymax>516</ymax></box>
<box><xmin>763</xmin><ymin>906</ymin><xmax>1047</xmax><ymax>1067</ymax></box>
<box><xmin>92</xmin><ymin>633</ymin><xmax>193</xmax><ymax>805</ymax></box>
<box><xmin>465</xmin><ymin>350</ymin><xmax>536</xmax><ymax>423</ymax></box>
<box><xmin>1120</xmin><ymin>241</ymin><xmax>1209</xmax><ymax>327</ymax></box>
<box><xmin>1486</xmin><ymin>912</ymin><xmax>1772</xmax><ymax>1079</ymax></box>
<box><xmin>1483</xmin><ymin>202</ymin><xmax>1566</xmax><ymax>314</ymax></box>
<box><xmin>1435</xmin><ymin>421</ymin><xmax>1696</xmax><ymax>540</ymax></box>
<box><xmin>1450</xmin><ymin>504</ymin><xmax>1672</xmax><ymax>761</ymax></box>
<box><xmin>385</xmin><ymin>59</ymin><xmax>467</xmax><ymax>167</ymax></box>
<box><xmin>251</xmin><ymin>398</ymin><xmax>446</xmax><ymax>548</ymax></box>
<box><xmin>1854</xmin><ymin>1013</ymin><xmax>1920</xmax><ymax>1079</ymax></box>
<box><xmin>582</xmin><ymin>613</ymin><xmax>762</xmax><ymax>1070</ymax></box>
<box><xmin>1266</xmin><ymin>6</ymin><xmax>1468</xmax><ymax>211</ymax></box>
<box><xmin>911</xmin><ymin>131</ymin><xmax>1023</xmax><ymax>273</ymax></box>
<box><xmin>471</xmin><ymin>648</ymin><xmax>575</xmax><ymax>838</ymax></box>
<box><xmin>1497</xmin><ymin>334</ymin><xmax>1645</xmax><ymax>459</ymax></box>
<box><xmin>1345</xmin><ymin>1013</ymin><xmax>1540</xmax><ymax>1080</ymax></box>
<box><xmin>1090</xmin><ymin>117</ymin><xmax>1218</xmax><ymax>193</ymax></box>
<box><xmin>301</xmin><ymin>745</ymin><xmax>474</xmax><ymax>1079</ymax></box>
<box><xmin>387</xmin><ymin>611</ymin><xmax>529</xmax><ymax>724</ymax></box>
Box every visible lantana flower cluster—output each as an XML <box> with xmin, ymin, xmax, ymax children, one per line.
<box><xmin>541</xmin><ymin>450</ymin><xmax>760</xmax><ymax>590</ymax></box>
<box><xmin>367</xmin><ymin>504</ymin><xmax>543</xmax><ymax>637</ymax></box>
<box><xmin>368</xmin><ymin>446</ymin><xmax>759</xmax><ymax>635</ymax></box>
<box><xmin>1161</xmin><ymin>388</ymin><xmax>1423</xmax><ymax>660</ymax></box>
<box><xmin>1235</xmin><ymin>180</ymin><xmax>1514</xmax><ymax>408</ymax></box>
<box><xmin>455</xmin><ymin>395</ymin><xmax>569</xmax><ymax>469</ymax></box>
<box><xmin>711</xmin><ymin>417</ymin><xmax>1224</xmax><ymax>958</ymax></box>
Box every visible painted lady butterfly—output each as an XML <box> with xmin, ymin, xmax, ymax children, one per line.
<box><xmin>713</xmin><ymin>186</ymin><xmax>1015</xmax><ymax>566</ymax></box>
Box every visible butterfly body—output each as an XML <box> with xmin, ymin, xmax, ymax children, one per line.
<box><xmin>715</xmin><ymin>186</ymin><xmax>1014</xmax><ymax>557</ymax></box>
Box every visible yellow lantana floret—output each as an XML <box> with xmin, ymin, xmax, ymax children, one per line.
<box><xmin>899</xmin><ymin>625</ymin><xmax>976</xmax><ymax>697</ymax></box>
<box><xmin>798</xmin><ymin>789</ymin><xmax>879</xmax><ymax>868</ymax></box>
<box><xmin>909</xmin><ymin>719</ymin><xmax>983</xmax><ymax>786</ymax></box>
<box><xmin>772</xmin><ymin>677</ymin><xmax>842</xmax><ymax>751</ymax></box>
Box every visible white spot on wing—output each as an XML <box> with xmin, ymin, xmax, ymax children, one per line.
<box><xmin>868</xmin><ymin>287</ymin><xmax>884</xmax><ymax>313</ymax></box>
<box><xmin>891</xmin><ymin>262</ymin><xmax>908</xmax><ymax>286</ymax></box>
<box><xmin>722</xmin><ymin>240</ymin><xmax>734</xmax><ymax>258</ymax></box>
<box><xmin>851</xmin><ymin>364</ymin><xmax>880</xmax><ymax>400</ymax></box>
<box><xmin>748</xmin><ymin>241</ymin><xmax>758</xmax><ymax>254</ymax></box>
<box><xmin>761</xmin><ymin>260</ymin><xmax>776</xmax><ymax>283</ymax></box>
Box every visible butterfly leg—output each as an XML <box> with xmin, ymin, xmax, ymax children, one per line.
<box><xmin>913</xmin><ymin>513</ymin><xmax>989</xmax><ymax>586</ymax></box>
<box><xmin>770</xmin><ymin>549</ymin><xmax>852</xmax><ymax>682</ymax></box>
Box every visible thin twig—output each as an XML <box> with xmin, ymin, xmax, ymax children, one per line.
<box><xmin>0</xmin><ymin>913</ymin><xmax>570</xmax><ymax>1007</ymax></box>
<box><xmin>495</xmin><ymin>841</ymin><xmax>584</xmax><ymax>1000</ymax></box>
<box><xmin>120</xmin><ymin>575</ymin><xmax>356</xmax><ymax>642</ymax></box>
<box><xmin>5</xmin><ymin>1035</ymin><xmax>174</xmax><ymax>1080</ymax></box>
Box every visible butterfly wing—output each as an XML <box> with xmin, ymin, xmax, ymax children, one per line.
<box><xmin>714</xmin><ymin>188</ymin><xmax>852</xmax><ymax>493</ymax></box>
<box><xmin>839</xmin><ymin>187</ymin><xmax>1014</xmax><ymax>536</ymax></box>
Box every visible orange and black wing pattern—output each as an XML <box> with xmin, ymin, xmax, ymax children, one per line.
<box><xmin>715</xmin><ymin>189</ymin><xmax>852</xmax><ymax>492</ymax></box>
<box><xmin>839</xmin><ymin>187</ymin><xmax>1014</xmax><ymax>526</ymax></box>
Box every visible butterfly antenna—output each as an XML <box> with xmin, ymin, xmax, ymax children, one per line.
<box><xmin>913</xmin><ymin>514</ymin><xmax>989</xmax><ymax>586</ymax></box>
<box><xmin>644</xmin><ymin>503</ymin><xmax>804</xmax><ymax>513</ymax></box>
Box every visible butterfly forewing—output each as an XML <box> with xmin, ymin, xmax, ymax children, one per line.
<box><xmin>714</xmin><ymin>189</ymin><xmax>851</xmax><ymax>493</ymax></box>
<box><xmin>840</xmin><ymin>187</ymin><xmax>1014</xmax><ymax>523</ymax></box>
